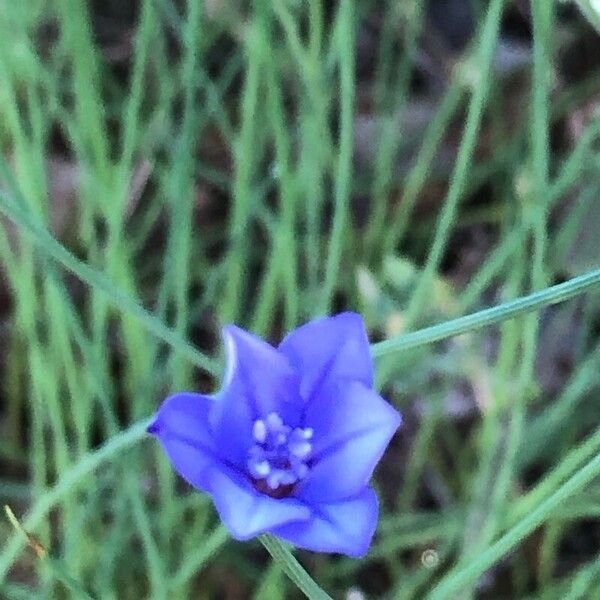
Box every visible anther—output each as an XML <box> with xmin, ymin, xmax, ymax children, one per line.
<box><xmin>247</xmin><ymin>412</ymin><xmax>314</xmax><ymax>497</ymax></box>
<box><xmin>252</xmin><ymin>419</ymin><xmax>267</xmax><ymax>443</ymax></box>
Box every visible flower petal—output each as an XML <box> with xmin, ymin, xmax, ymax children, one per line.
<box><xmin>296</xmin><ymin>381</ymin><xmax>401</xmax><ymax>502</ymax></box>
<box><xmin>208</xmin><ymin>465</ymin><xmax>311</xmax><ymax>540</ymax></box>
<box><xmin>147</xmin><ymin>392</ymin><xmax>218</xmax><ymax>491</ymax></box>
<box><xmin>278</xmin><ymin>312</ymin><xmax>373</xmax><ymax>400</ymax></box>
<box><xmin>149</xmin><ymin>394</ymin><xmax>311</xmax><ymax>539</ymax></box>
<box><xmin>210</xmin><ymin>325</ymin><xmax>302</xmax><ymax>465</ymax></box>
<box><xmin>271</xmin><ymin>487</ymin><xmax>378</xmax><ymax>557</ymax></box>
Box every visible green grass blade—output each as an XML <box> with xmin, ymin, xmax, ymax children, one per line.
<box><xmin>0</xmin><ymin>419</ymin><xmax>150</xmax><ymax>582</ymax></box>
<box><xmin>0</xmin><ymin>189</ymin><xmax>218</xmax><ymax>375</ymax></box>
<box><xmin>427</xmin><ymin>451</ymin><xmax>600</xmax><ymax>599</ymax></box>
<box><xmin>372</xmin><ymin>268</ymin><xmax>600</xmax><ymax>358</ymax></box>
<box><xmin>260</xmin><ymin>535</ymin><xmax>333</xmax><ymax>600</ymax></box>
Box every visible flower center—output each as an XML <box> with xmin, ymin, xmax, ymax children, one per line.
<box><xmin>247</xmin><ymin>412</ymin><xmax>313</xmax><ymax>498</ymax></box>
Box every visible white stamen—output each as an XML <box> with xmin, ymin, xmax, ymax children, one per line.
<box><xmin>267</xmin><ymin>471</ymin><xmax>282</xmax><ymax>490</ymax></box>
<box><xmin>253</xmin><ymin>460</ymin><xmax>271</xmax><ymax>477</ymax></box>
<box><xmin>252</xmin><ymin>420</ymin><xmax>267</xmax><ymax>443</ymax></box>
<box><xmin>294</xmin><ymin>463</ymin><xmax>308</xmax><ymax>480</ymax></box>
<box><xmin>290</xmin><ymin>441</ymin><xmax>312</xmax><ymax>458</ymax></box>
<box><xmin>247</xmin><ymin>414</ymin><xmax>313</xmax><ymax>492</ymax></box>
<box><xmin>266</xmin><ymin>412</ymin><xmax>283</xmax><ymax>431</ymax></box>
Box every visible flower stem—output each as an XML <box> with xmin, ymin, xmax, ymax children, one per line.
<box><xmin>260</xmin><ymin>535</ymin><xmax>333</xmax><ymax>600</ymax></box>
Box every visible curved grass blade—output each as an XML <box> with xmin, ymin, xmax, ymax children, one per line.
<box><xmin>0</xmin><ymin>189</ymin><xmax>218</xmax><ymax>376</ymax></box>
<box><xmin>372</xmin><ymin>268</ymin><xmax>600</xmax><ymax>358</ymax></box>
<box><xmin>0</xmin><ymin>419</ymin><xmax>151</xmax><ymax>582</ymax></box>
<box><xmin>427</xmin><ymin>450</ymin><xmax>600</xmax><ymax>599</ymax></box>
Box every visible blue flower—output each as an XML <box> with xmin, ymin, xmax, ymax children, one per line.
<box><xmin>148</xmin><ymin>312</ymin><xmax>401</xmax><ymax>557</ymax></box>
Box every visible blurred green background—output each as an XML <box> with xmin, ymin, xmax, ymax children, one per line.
<box><xmin>1</xmin><ymin>0</ymin><xmax>600</xmax><ymax>598</ymax></box>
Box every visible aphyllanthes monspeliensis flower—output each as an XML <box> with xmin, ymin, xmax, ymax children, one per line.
<box><xmin>147</xmin><ymin>312</ymin><xmax>401</xmax><ymax>557</ymax></box>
